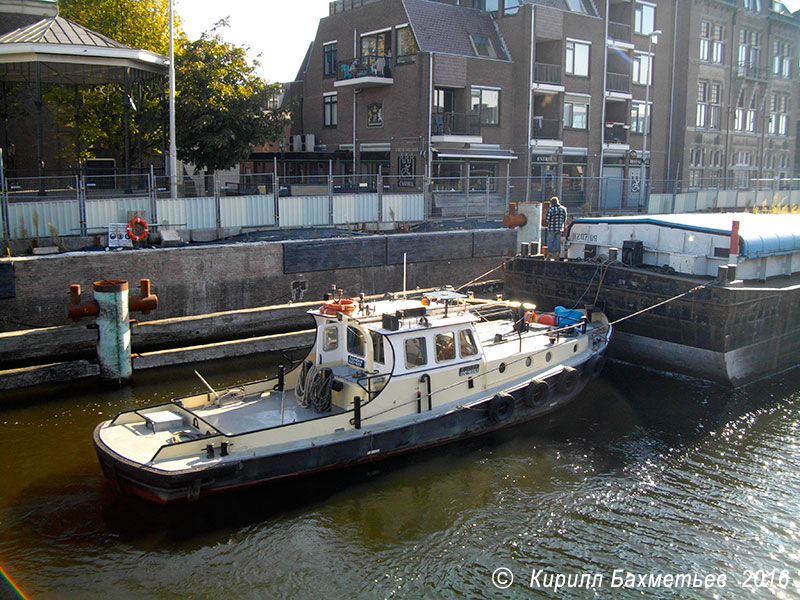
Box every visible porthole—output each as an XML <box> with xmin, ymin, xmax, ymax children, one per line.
<box><xmin>573</xmin><ymin>343</ymin><xmax>578</xmax><ymax>353</ymax></box>
<box><xmin>525</xmin><ymin>356</ymin><xmax>532</xmax><ymax>367</ymax></box>
<box><xmin>499</xmin><ymin>362</ymin><xmax>506</xmax><ymax>373</ymax></box>
<box><xmin>545</xmin><ymin>351</ymin><xmax>552</xmax><ymax>362</ymax></box>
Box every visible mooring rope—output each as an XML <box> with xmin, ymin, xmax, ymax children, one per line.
<box><xmin>608</xmin><ymin>282</ymin><xmax>711</xmax><ymax>326</ymax></box>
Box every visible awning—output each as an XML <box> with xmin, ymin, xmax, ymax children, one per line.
<box><xmin>433</xmin><ymin>148</ymin><xmax>517</xmax><ymax>160</ymax></box>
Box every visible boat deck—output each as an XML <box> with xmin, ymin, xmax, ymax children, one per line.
<box><xmin>194</xmin><ymin>390</ymin><xmax>345</xmax><ymax>436</ymax></box>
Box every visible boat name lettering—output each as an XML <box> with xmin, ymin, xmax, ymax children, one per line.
<box><xmin>572</xmin><ymin>233</ymin><xmax>598</xmax><ymax>243</ymax></box>
<box><xmin>459</xmin><ymin>364</ymin><xmax>480</xmax><ymax>376</ymax></box>
<box><xmin>348</xmin><ymin>355</ymin><xmax>366</xmax><ymax>368</ymax></box>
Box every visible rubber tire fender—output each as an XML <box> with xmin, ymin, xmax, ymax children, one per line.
<box><xmin>488</xmin><ymin>393</ymin><xmax>515</xmax><ymax>423</ymax></box>
<box><xmin>523</xmin><ymin>379</ymin><xmax>549</xmax><ymax>408</ymax></box>
<box><xmin>585</xmin><ymin>354</ymin><xmax>606</xmax><ymax>377</ymax></box>
<box><xmin>556</xmin><ymin>366</ymin><xmax>578</xmax><ymax>394</ymax></box>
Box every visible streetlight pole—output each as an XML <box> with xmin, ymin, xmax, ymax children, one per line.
<box><xmin>168</xmin><ymin>0</ymin><xmax>178</xmax><ymax>200</ymax></box>
<box><xmin>642</xmin><ymin>29</ymin><xmax>661</xmax><ymax>211</ymax></box>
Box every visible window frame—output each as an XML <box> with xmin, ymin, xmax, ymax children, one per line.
<box><xmin>323</xmin><ymin>41</ymin><xmax>338</xmax><ymax>77</ymax></box>
<box><xmin>565</xmin><ymin>39</ymin><xmax>590</xmax><ymax>77</ymax></box>
<box><xmin>323</xmin><ymin>93</ymin><xmax>338</xmax><ymax>128</ymax></box>
<box><xmin>471</xmin><ymin>86</ymin><xmax>500</xmax><ymax>126</ymax></box>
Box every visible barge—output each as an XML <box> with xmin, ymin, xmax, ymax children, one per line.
<box><xmin>504</xmin><ymin>212</ymin><xmax>800</xmax><ymax>386</ymax></box>
<box><xmin>94</xmin><ymin>288</ymin><xmax>611</xmax><ymax>503</ymax></box>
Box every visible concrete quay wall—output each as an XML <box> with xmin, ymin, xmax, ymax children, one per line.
<box><xmin>0</xmin><ymin>228</ymin><xmax>516</xmax><ymax>333</ymax></box>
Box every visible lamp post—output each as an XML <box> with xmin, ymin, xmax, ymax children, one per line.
<box><xmin>168</xmin><ymin>0</ymin><xmax>178</xmax><ymax>200</ymax></box>
<box><xmin>641</xmin><ymin>29</ymin><xmax>661</xmax><ymax>210</ymax></box>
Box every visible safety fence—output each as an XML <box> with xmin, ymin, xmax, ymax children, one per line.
<box><xmin>3</xmin><ymin>171</ymin><xmax>800</xmax><ymax>240</ymax></box>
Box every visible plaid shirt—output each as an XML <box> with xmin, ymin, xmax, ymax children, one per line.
<box><xmin>545</xmin><ymin>204</ymin><xmax>567</xmax><ymax>235</ymax></box>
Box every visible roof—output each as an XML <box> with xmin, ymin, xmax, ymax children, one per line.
<box><xmin>402</xmin><ymin>0</ymin><xmax>511</xmax><ymax>61</ymax></box>
<box><xmin>572</xmin><ymin>213</ymin><xmax>800</xmax><ymax>259</ymax></box>
<box><xmin>0</xmin><ymin>16</ymin><xmax>167</xmax><ymax>84</ymax></box>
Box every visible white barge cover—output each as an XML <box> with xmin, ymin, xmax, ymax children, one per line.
<box><xmin>572</xmin><ymin>213</ymin><xmax>800</xmax><ymax>259</ymax></box>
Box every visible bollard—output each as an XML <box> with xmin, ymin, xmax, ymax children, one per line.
<box><xmin>68</xmin><ymin>279</ymin><xmax>158</xmax><ymax>385</ymax></box>
<box><xmin>93</xmin><ymin>280</ymin><xmax>132</xmax><ymax>385</ymax></box>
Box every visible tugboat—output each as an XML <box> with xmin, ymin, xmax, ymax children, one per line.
<box><xmin>93</xmin><ymin>288</ymin><xmax>612</xmax><ymax>503</ymax></box>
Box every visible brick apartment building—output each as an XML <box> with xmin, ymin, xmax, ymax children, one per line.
<box><xmin>243</xmin><ymin>0</ymin><xmax>800</xmax><ymax>211</ymax></box>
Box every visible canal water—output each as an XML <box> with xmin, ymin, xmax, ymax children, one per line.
<box><xmin>0</xmin><ymin>357</ymin><xmax>798</xmax><ymax>599</ymax></box>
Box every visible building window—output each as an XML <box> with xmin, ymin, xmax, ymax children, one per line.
<box><xmin>323</xmin><ymin>93</ymin><xmax>337</xmax><ymax>127</ymax></box>
<box><xmin>469</xmin><ymin>161</ymin><xmax>498</xmax><ymax>191</ymax></box>
<box><xmin>696</xmin><ymin>82</ymin><xmax>707</xmax><ymax>128</ymax></box>
<box><xmin>712</xmin><ymin>25</ymin><xmax>724</xmax><ymax>63</ymax></box>
<box><xmin>631</xmin><ymin>102</ymin><xmax>649</xmax><ymax>134</ymax></box>
<box><xmin>563</xmin><ymin>101</ymin><xmax>589</xmax><ymax>129</ymax></box>
<box><xmin>633</xmin><ymin>52</ymin><xmax>652</xmax><ymax>85</ymax></box>
<box><xmin>743</xmin><ymin>0</ymin><xmax>761</xmax><ymax>12</ymax></box>
<box><xmin>471</xmin><ymin>87</ymin><xmax>500</xmax><ymax>125</ymax></box>
<box><xmin>361</xmin><ymin>31</ymin><xmax>390</xmax><ymax>60</ymax></box>
<box><xmin>469</xmin><ymin>34</ymin><xmax>497</xmax><ymax>58</ymax></box>
<box><xmin>504</xmin><ymin>0</ymin><xmax>523</xmax><ymax>15</ymax></box>
<box><xmin>700</xmin><ymin>22</ymin><xmax>710</xmax><ymax>61</ymax></box>
<box><xmin>634</xmin><ymin>2</ymin><xmax>656</xmax><ymax>35</ymax></box>
<box><xmin>323</xmin><ymin>42</ymin><xmax>337</xmax><ymax>77</ymax></box>
<box><xmin>565</xmin><ymin>40</ymin><xmax>590</xmax><ymax>77</ymax></box>
<box><xmin>768</xmin><ymin>93</ymin><xmax>789</xmax><ymax>135</ymax></box>
<box><xmin>772</xmin><ymin>40</ymin><xmax>792</xmax><ymax>77</ymax></box>
<box><xmin>738</xmin><ymin>29</ymin><xmax>761</xmax><ymax>74</ymax></box>
<box><xmin>396</xmin><ymin>25</ymin><xmax>418</xmax><ymax>65</ymax></box>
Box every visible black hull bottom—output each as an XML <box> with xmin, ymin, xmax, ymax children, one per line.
<box><xmin>94</xmin><ymin>364</ymin><xmax>604</xmax><ymax>503</ymax></box>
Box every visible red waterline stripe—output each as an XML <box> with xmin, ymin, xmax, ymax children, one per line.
<box><xmin>0</xmin><ymin>565</ymin><xmax>30</xmax><ymax>600</ymax></box>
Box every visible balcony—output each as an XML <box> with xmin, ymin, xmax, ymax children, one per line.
<box><xmin>735</xmin><ymin>62</ymin><xmax>771</xmax><ymax>81</ymax></box>
<box><xmin>606</xmin><ymin>71</ymin><xmax>630</xmax><ymax>94</ymax></box>
<box><xmin>603</xmin><ymin>122</ymin><xmax>630</xmax><ymax>145</ymax></box>
<box><xmin>431</xmin><ymin>111</ymin><xmax>482</xmax><ymax>143</ymax></box>
<box><xmin>532</xmin><ymin>117</ymin><xmax>561</xmax><ymax>140</ymax></box>
<box><xmin>533</xmin><ymin>62</ymin><xmax>563</xmax><ymax>88</ymax></box>
<box><xmin>334</xmin><ymin>55</ymin><xmax>394</xmax><ymax>89</ymax></box>
<box><xmin>608</xmin><ymin>21</ymin><xmax>631</xmax><ymax>43</ymax></box>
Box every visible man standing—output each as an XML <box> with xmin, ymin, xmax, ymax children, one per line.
<box><xmin>545</xmin><ymin>196</ymin><xmax>567</xmax><ymax>259</ymax></box>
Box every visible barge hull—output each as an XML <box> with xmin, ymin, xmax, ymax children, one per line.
<box><xmin>504</xmin><ymin>257</ymin><xmax>800</xmax><ymax>386</ymax></box>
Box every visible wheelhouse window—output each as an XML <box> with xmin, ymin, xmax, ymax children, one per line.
<box><xmin>347</xmin><ymin>326</ymin><xmax>365</xmax><ymax>357</ymax></box>
<box><xmin>405</xmin><ymin>337</ymin><xmax>428</xmax><ymax>368</ymax></box>
<box><xmin>396</xmin><ymin>25</ymin><xmax>418</xmax><ymax>65</ymax></box>
<box><xmin>565</xmin><ymin>40</ymin><xmax>590</xmax><ymax>77</ymax></box>
<box><xmin>323</xmin><ymin>326</ymin><xmax>339</xmax><ymax>351</ymax></box>
<box><xmin>324</xmin><ymin>93</ymin><xmax>337</xmax><ymax>128</ymax></box>
<box><xmin>471</xmin><ymin>87</ymin><xmax>500</xmax><ymax>125</ymax></box>
<box><xmin>323</xmin><ymin>42</ymin><xmax>337</xmax><ymax>77</ymax></box>
<box><xmin>469</xmin><ymin>34</ymin><xmax>497</xmax><ymax>58</ymax></box>
<box><xmin>459</xmin><ymin>329</ymin><xmax>478</xmax><ymax>358</ymax></box>
<box><xmin>372</xmin><ymin>332</ymin><xmax>386</xmax><ymax>364</ymax></box>
<box><xmin>435</xmin><ymin>332</ymin><xmax>456</xmax><ymax>363</ymax></box>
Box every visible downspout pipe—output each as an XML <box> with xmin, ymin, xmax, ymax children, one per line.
<box><xmin>525</xmin><ymin>5</ymin><xmax>535</xmax><ymax>203</ymax></box>
<box><xmin>598</xmin><ymin>0</ymin><xmax>610</xmax><ymax>211</ymax></box>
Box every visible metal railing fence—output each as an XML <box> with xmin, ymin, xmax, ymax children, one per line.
<box><xmin>3</xmin><ymin>172</ymin><xmax>799</xmax><ymax>241</ymax></box>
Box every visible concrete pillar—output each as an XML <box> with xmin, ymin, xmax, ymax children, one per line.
<box><xmin>93</xmin><ymin>280</ymin><xmax>132</xmax><ymax>384</ymax></box>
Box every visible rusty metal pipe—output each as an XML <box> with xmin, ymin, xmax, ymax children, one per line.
<box><xmin>67</xmin><ymin>283</ymin><xmax>99</xmax><ymax>322</ymax></box>
<box><xmin>129</xmin><ymin>278</ymin><xmax>158</xmax><ymax>315</ymax></box>
<box><xmin>502</xmin><ymin>202</ymin><xmax>527</xmax><ymax>229</ymax></box>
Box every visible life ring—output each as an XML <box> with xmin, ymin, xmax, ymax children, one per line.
<box><xmin>488</xmin><ymin>393</ymin><xmax>515</xmax><ymax>423</ymax></box>
<box><xmin>556</xmin><ymin>367</ymin><xmax>578</xmax><ymax>394</ymax></box>
<box><xmin>320</xmin><ymin>298</ymin><xmax>357</xmax><ymax>316</ymax></box>
<box><xmin>523</xmin><ymin>379</ymin><xmax>549</xmax><ymax>408</ymax></box>
<box><xmin>585</xmin><ymin>355</ymin><xmax>606</xmax><ymax>377</ymax></box>
<box><xmin>127</xmin><ymin>216</ymin><xmax>149</xmax><ymax>241</ymax></box>
<box><xmin>524</xmin><ymin>310</ymin><xmax>537</xmax><ymax>323</ymax></box>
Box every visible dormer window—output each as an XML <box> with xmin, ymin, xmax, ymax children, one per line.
<box><xmin>469</xmin><ymin>34</ymin><xmax>497</xmax><ymax>58</ymax></box>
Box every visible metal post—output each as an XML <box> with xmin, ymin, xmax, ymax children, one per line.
<box><xmin>214</xmin><ymin>173</ymin><xmax>221</xmax><ymax>229</ymax></box>
<box><xmin>168</xmin><ymin>0</ymin><xmax>178</xmax><ymax>200</ymax></box>
<box><xmin>77</xmin><ymin>174</ymin><xmax>87</xmax><ymax>237</ymax></box>
<box><xmin>0</xmin><ymin>147</ymin><xmax>8</xmax><ymax>240</ymax></box>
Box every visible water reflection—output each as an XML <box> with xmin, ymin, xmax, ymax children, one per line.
<box><xmin>0</xmin><ymin>359</ymin><xmax>798</xmax><ymax>599</ymax></box>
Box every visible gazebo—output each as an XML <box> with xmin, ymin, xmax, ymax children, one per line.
<box><xmin>0</xmin><ymin>14</ymin><xmax>168</xmax><ymax>178</ymax></box>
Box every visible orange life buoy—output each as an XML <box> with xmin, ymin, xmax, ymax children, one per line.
<box><xmin>320</xmin><ymin>298</ymin><xmax>357</xmax><ymax>316</ymax></box>
<box><xmin>127</xmin><ymin>217</ymin><xmax>149</xmax><ymax>242</ymax></box>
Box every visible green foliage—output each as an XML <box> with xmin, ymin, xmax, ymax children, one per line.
<box><xmin>175</xmin><ymin>29</ymin><xmax>287</xmax><ymax>172</ymax></box>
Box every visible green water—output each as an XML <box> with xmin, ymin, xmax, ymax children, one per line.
<box><xmin>0</xmin><ymin>358</ymin><xmax>798</xmax><ymax>599</ymax></box>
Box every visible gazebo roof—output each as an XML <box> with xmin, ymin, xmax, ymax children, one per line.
<box><xmin>0</xmin><ymin>16</ymin><xmax>167</xmax><ymax>84</ymax></box>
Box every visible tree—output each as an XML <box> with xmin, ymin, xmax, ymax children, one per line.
<box><xmin>175</xmin><ymin>28</ymin><xmax>287</xmax><ymax>173</ymax></box>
